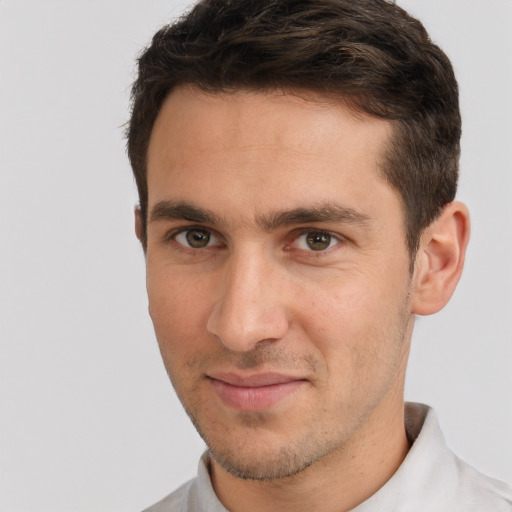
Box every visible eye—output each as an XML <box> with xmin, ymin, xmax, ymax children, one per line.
<box><xmin>174</xmin><ymin>228</ymin><xmax>220</xmax><ymax>249</ymax></box>
<box><xmin>293</xmin><ymin>230</ymin><xmax>341</xmax><ymax>251</ymax></box>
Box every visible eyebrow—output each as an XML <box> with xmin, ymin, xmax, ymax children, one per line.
<box><xmin>257</xmin><ymin>204</ymin><xmax>373</xmax><ymax>230</ymax></box>
<box><xmin>148</xmin><ymin>200</ymin><xmax>372</xmax><ymax>230</ymax></box>
<box><xmin>149</xmin><ymin>201</ymin><xmax>221</xmax><ymax>225</ymax></box>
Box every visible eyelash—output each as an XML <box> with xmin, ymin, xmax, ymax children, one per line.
<box><xmin>165</xmin><ymin>226</ymin><xmax>224</xmax><ymax>251</ymax></box>
<box><xmin>289</xmin><ymin>228</ymin><xmax>343</xmax><ymax>253</ymax></box>
<box><xmin>165</xmin><ymin>226</ymin><xmax>344</xmax><ymax>255</ymax></box>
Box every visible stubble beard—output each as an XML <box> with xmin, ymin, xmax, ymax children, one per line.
<box><xmin>172</xmin><ymin>340</ymin><xmax>410</xmax><ymax>482</ymax></box>
<box><xmin>186</xmin><ymin>402</ymin><xmax>344</xmax><ymax>481</ymax></box>
<box><xmin>168</xmin><ymin>345</ymin><xmax>341</xmax><ymax>482</ymax></box>
<box><xmin>166</xmin><ymin>285</ymin><xmax>413</xmax><ymax>482</ymax></box>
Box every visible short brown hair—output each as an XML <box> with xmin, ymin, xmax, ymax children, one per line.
<box><xmin>127</xmin><ymin>0</ymin><xmax>461</xmax><ymax>255</ymax></box>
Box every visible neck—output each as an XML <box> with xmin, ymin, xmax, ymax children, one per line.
<box><xmin>210</xmin><ymin>398</ymin><xmax>410</xmax><ymax>512</ymax></box>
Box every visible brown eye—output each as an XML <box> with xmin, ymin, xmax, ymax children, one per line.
<box><xmin>181</xmin><ymin>229</ymin><xmax>211</xmax><ymax>248</ymax></box>
<box><xmin>306</xmin><ymin>232</ymin><xmax>332</xmax><ymax>251</ymax></box>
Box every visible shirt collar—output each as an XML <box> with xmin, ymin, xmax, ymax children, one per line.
<box><xmin>351</xmin><ymin>402</ymin><xmax>459</xmax><ymax>511</ymax></box>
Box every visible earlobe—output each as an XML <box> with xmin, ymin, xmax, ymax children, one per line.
<box><xmin>411</xmin><ymin>201</ymin><xmax>470</xmax><ymax>316</ymax></box>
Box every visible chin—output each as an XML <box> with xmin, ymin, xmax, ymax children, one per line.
<box><xmin>209</xmin><ymin>442</ymin><xmax>321</xmax><ymax>481</ymax></box>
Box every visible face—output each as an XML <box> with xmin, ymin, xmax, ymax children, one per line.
<box><xmin>144</xmin><ymin>86</ymin><xmax>415</xmax><ymax>480</ymax></box>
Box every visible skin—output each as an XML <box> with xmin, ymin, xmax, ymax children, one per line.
<box><xmin>139</xmin><ymin>86</ymin><xmax>470</xmax><ymax>512</ymax></box>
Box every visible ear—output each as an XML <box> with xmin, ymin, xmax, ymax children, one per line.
<box><xmin>134</xmin><ymin>206</ymin><xmax>144</xmax><ymax>243</ymax></box>
<box><xmin>411</xmin><ymin>201</ymin><xmax>470</xmax><ymax>316</ymax></box>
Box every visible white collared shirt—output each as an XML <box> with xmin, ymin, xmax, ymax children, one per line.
<box><xmin>144</xmin><ymin>403</ymin><xmax>512</xmax><ymax>511</ymax></box>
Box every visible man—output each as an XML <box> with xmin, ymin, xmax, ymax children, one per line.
<box><xmin>126</xmin><ymin>0</ymin><xmax>512</xmax><ymax>510</ymax></box>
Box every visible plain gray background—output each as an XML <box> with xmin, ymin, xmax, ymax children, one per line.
<box><xmin>1</xmin><ymin>1</ymin><xmax>511</xmax><ymax>511</ymax></box>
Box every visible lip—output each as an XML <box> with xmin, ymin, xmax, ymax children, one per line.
<box><xmin>207</xmin><ymin>372</ymin><xmax>306</xmax><ymax>412</ymax></box>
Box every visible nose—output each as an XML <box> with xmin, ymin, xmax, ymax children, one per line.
<box><xmin>206</xmin><ymin>248</ymin><xmax>290</xmax><ymax>352</ymax></box>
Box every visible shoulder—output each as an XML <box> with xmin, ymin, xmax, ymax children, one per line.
<box><xmin>448</xmin><ymin>454</ymin><xmax>512</xmax><ymax>511</ymax></box>
<box><xmin>142</xmin><ymin>478</ymin><xmax>198</xmax><ymax>512</ymax></box>
<box><xmin>141</xmin><ymin>452</ymin><xmax>227</xmax><ymax>512</ymax></box>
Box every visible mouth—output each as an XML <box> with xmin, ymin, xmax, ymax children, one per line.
<box><xmin>207</xmin><ymin>372</ymin><xmax>307</xmax><ymax>412</ymax></box>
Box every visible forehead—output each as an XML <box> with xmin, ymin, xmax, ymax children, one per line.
<box><xmin>149</xmin><ymin>86</ymin><xmax>392</xmax><ymax>162</ymax></box>
<box><xmin>146</xmin><ymin>86</ymin><xmax>399</xmax><ymax>226</ymax></box>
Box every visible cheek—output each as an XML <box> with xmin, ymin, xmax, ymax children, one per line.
<box><xmin>147</xmin><ymin>268</ymin><xmax>212</xmax><ymax>363</ymax></box>
<box><xmin>298</xmin><ymin>277</ymin><xmax>406</xmax><ymax>376</ymax></box>
<box><xmin>300</xmin><ymin>280</ymin><xmax>372</xmax><ymax>337</ymax></box>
